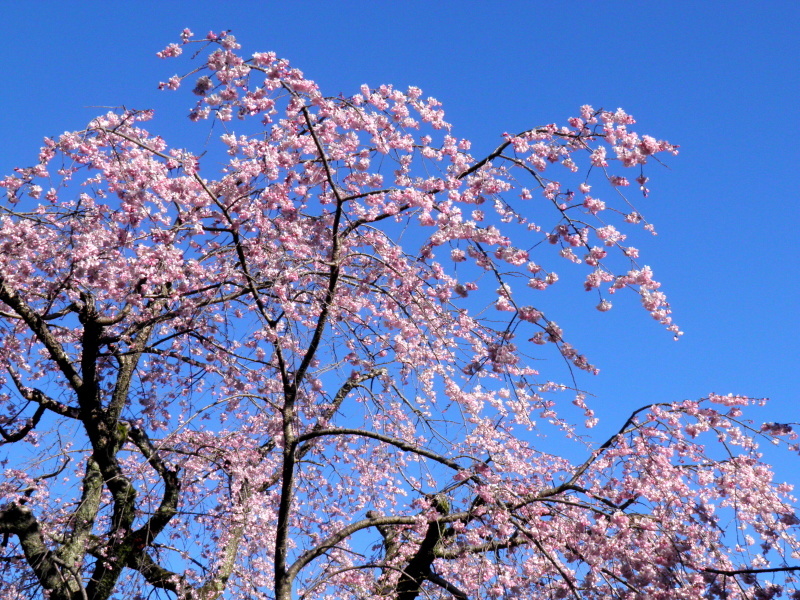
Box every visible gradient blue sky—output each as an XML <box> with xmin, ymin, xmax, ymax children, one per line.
<box><xmin>2</xmin><ymin>2</ymin><xmax>798</xmax><ymax>475</ymax></box>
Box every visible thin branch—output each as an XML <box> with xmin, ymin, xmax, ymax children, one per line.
<box><xmin>0</xmin><ymin>278</ymin><xmax>83</xmax><ymax>391</ymax></box>
<box><xmin>703</xmin><ymin>566</ymin><xmax>800</xmax><ymax>576</ymax></box>
<box><xmin>286</xmin><ymin>514</ymin><xmax>419</xmax><ymax>583</ymax></box>
<box><xmin>426</xmin><ymin>571</ymin><xmax>469</xmax><ymax>600</ymax></box>
<box><xmin>295</xmin><ymin>427</ymin><xmax>462</xmax><ymax>472</ymax></box>
<box><xmin>0</xmin><ymin>404</ymin><xmax>46</xmax><ymax>443</ymax></box>
<box><xmin>294</xmin><ymin>368</ymin><xmax>388</xmax><ymax>464</ymax></box>
<box><xmin>6</xmin><ymin>364</ymin><xmax>80</xmax><ymax>419</ymax></box>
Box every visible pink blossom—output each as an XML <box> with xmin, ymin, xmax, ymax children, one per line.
<box><xmin>596</xmin><ymin>299</ymin><xmax>613</xmax><ymax>311</ymax></box>
<box><xmin>590</xmin><ymin>145</ymin><xmax>608</xmax><ymax>167</ymax></box>
<box><xmin>582</xmin><ymin>195</ymin><xmax>606</xmax><ymax>214</ymax></box>
<box><xmin>156</xmin><ymin>43</ymin><xmax>182</xmax><ymax>59</ymax></box>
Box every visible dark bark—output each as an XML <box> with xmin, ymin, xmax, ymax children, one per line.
<box><xmin>371</xmin><ymin>495</ymin><xmax>468</xmax><ymax>600</ymax></box>
<box><xmin>0</xmin><ymin>284</ymin><xmax>183</xmax><ymax>600</ymax></box>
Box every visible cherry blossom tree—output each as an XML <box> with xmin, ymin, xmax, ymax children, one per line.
<box><xmin>1</xmin><ymin>30</ymin><xmax>798</xmax><ymax>600</ymax></box>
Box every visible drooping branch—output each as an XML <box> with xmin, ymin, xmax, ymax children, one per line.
<box><xmin>514</xmin><ymin>519</ymin><xmax>582</xmax><ymax>600</ymax></box>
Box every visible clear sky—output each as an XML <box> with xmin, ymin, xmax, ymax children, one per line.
<box><xmin>2</xmin><ymin>2</ymin><xmax>798</xmax><ymax>476</ymax></box>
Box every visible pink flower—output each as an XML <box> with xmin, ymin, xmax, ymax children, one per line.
<box><xmin>590</xmin><ymin>146</ymin><xmax>607</xmax><ymax>167</ymax></box>
<box><xmin>156</xmin><ymin>43</ymin><xmax>182</xmax><ymax>59</ymax></box>
<box><xmin>582</xmin><ymin>196</ymin><xmax>606</xmax><ymax>214</ymax></box>
<box><xmin>596</xmin><ymin>299</ymin><xmax>612</xmax><ymax>312</ymax></box>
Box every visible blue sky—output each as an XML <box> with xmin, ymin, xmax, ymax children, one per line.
<box><xmin>2</xmin><ymin>2</ymin><xmax>798</xmax><ymax>476</ymax></box>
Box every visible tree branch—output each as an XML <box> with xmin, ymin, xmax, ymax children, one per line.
<box><xmin>0</xmin><ymin>278</ymin><xmax>83</xmax><ymax>391</ymax></box>
<box><xmin>57</xmin><ymin>458</ymin><xmax>103</xmax><ymax>572</ymax></box>
<box><xmin>703</xmin><ymin>566</ymin><xmax>800</xmax><ymax>576</ymax></box>
<box><xmin>5</xmin><ymin>364</ymin><xmax>80</xmax><ymax>419</ymax></box>
<box><xmin>295</xmin><ymin>427</ymin><xmax>462</xmax><ymax>472</ymax></box>
<box><xmin>0</xmin><ymin>504</ymin><xmax>65</xmax><ymax>595</ymax></box>
<box><xmin>0</xmin><ymin>403</ymin><xmax>45</xmax><ymax>443</ymax></box>
<box><xmin>126</xmin><ymin>426</ymin><xmax>181</xmax><ymax>544</ymax></box>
